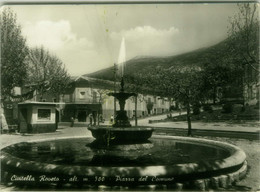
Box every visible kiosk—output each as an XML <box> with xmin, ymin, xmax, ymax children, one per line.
<box><xmin>18</xmin><ymin>102</ymin><xmax>58</xmax><ymax>133</ymax></box>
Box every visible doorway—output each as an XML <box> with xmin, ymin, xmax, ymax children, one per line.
<box><xmin>78</xmin><ymin>111</ymin><xmax>86</xmax><ymax>122</ymax></box>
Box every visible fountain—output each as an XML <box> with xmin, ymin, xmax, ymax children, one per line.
<box><xmin>88</xmin><ymin>76</ymin><xmax>154</xmax><ymax>144</ymax></box>
<box><xmin>0</xmin><ymin>38</ymin><xmax>248</xmax><ymax>190</ymax></box>
<box><xmin>88</xmin><ymin>37</ymin><xmax>154</xmax><ymax>144</ymax></box>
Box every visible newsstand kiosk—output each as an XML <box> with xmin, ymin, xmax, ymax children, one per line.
<box><xmin>18</xmin><ymin>102</ymin><xmax>57</xmax><ymax>133</ymax></box>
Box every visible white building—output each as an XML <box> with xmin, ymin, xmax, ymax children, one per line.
<box><xmin>60</xmin><ymin>76</ymin><xmax>172</xmax><ymax>122</ymax></box>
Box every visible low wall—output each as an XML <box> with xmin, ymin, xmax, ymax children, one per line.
<box><xmin>1</xmin><ymin>136</ymin><xmax>247</xmax><ymax>190</ymax></box>
<box><xmin>28</xmin><ymin>123</ymin><xmax>56</xmax><ymax>133</ymax></box>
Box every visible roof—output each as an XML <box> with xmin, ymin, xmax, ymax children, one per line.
<box><xmin>66</xmin><ymin>75</ymin><xmax>158</xmax><ymax>96</ymax></box>
<box><xmin>66</xmin><ymin>75</ymin><xmax>118</xmax><ymax>91</ymax></box>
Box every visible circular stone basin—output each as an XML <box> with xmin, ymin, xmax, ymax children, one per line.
<box><xmin>88</xmin><ymin>126</ymin><xmax>154</xmax><ymax>143</ymax></box>
<box><xmin>1</xmin><ymin>136</ymin><xmax>247</xmax><ymax>189</ymax></box>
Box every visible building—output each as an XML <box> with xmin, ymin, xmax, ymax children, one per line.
<box><xmin>60</xmin><ymin>76</ymin><xmax>172</xmax><ymax>123</ymax></box>
<box><xmin>4</xmin><ymin>75</ymin><xmax>173</xmax><ymax>130</ymax></box>
<box><xmin>18</xmin><ymin>102</ymin><xmax>58</xmax><ymax>133</ymax></box>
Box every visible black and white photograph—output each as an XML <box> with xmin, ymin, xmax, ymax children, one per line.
<box><xmin>0</xmin><ymin>1</ymin><xmax>259</xmax><ymax>191</ymax></box>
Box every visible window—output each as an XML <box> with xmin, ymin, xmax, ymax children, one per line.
<box><xmin>38</xmin><ymin>109</ymin><xmax>51</xmax><ymax>120</ymax></box>
<box><xmin>79</xmin><ymin>91</ymin><xmax>85</xmax><ymax>99</ymax></box>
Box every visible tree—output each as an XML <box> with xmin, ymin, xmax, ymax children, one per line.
<box><xmin>96</xmin><ymin>89</ymin><xmax>110</xmax><ymax>104</ymax></box>
<box><xmin>225</xmin><ymin>3</ymin><xmax>259</xmax><ymax>105</ymax></box>
<box><xmin>201</xmin><ymin>64</ymin><xmax>233</xmax><ymax>104</ymax></box>
<box><xmin>128</xmin><ymin>66</ymin><xmax>204</xmax><ymax>136</ymax></box>
<box><xmin>0</xmin><ymin>8</ymin><xmax>29</xmax><ymax>100</ymax></box>
<box><xmin>26</xmin><ymin>46</ymin><xmax>71</xmax><ymax>100</ymax></box>
<box><xmin>228</xmin><ymin>3</ymin><xmax>259</xmax><ymax>83</ymax></box>
<box><xmin>166</xmin><ymin>67</ymin><xmax>204</xmax><ymax>136</ymax></box>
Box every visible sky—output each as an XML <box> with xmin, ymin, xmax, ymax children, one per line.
<box><xmin>5</xmin><ymin>3</ymin><xmax>240</xmax><ymax>76</ymax></box>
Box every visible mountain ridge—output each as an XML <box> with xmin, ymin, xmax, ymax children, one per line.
<box><xmin>84</xmin><ymin>39</ymin><xmax>228</xmax><ymax>81</ymax></box>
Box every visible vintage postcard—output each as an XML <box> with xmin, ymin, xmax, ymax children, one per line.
<box><xmin>0</xmin><ymin>0</ymin><xmax>259</xmax><ymax>191</ymax></box>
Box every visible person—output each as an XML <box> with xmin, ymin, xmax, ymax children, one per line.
<box><xmin>70</xmin><ymin>117</ymin><xmax>74</xmax><ymax>127</ymax></box>
<box><xmin>89</xmin><ymin>114</ymin><xmax>93</xmax><ymax>126</ymax></box>
<box><xmin>99</xmin><ymin>114</ymin><xmax>104</xmax><ymax>123</ymax></box>
<box><xmin>110</xmin><ymin>115</ymin><xmax>114</xmax><ymax>124</ymax></box>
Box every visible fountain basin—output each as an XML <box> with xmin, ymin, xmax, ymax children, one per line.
<box><xmin>88</xmin><ymin>126</ymin><xmax>154</xmax><ymax>143</ymax></box>
<box><xmin>0</xmin><ymin>135</ymin><xmax>247</xmax><ymax>190</ymax></box>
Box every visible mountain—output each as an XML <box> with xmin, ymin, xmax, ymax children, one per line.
<box><xmin>85</xmin><ymin>39</ymin><xmax>229</xmax><ymax>81</ymax></box>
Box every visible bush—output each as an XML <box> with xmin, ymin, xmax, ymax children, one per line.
<box><xmin>203</xmin><ymin>105</ymin><xmax>213</xmax><ymax>113</ymax></box>
<box><xmin>193</xmin><ymin>107</ymin><xmax>200</xmax><ymax>115</ymax></box>
<box><xmin>170</xmin><ymin>105</ymin><xmax>178</xmax><ymax>111</ymax></box>
<box><xmin>241</xmin><ymin>106</ymin><xmax>246</xmax><ymax>112</ymax></box>
<box><xmin>222</xmin><ymin>103</ymin><xmax>233</xmax><ymax>113</ymax></box>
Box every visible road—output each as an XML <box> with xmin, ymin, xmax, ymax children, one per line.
<box><xmin>130</xmin><ymin>112</ymin><xmax>260</xmax><ymax>140</ymax></box>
